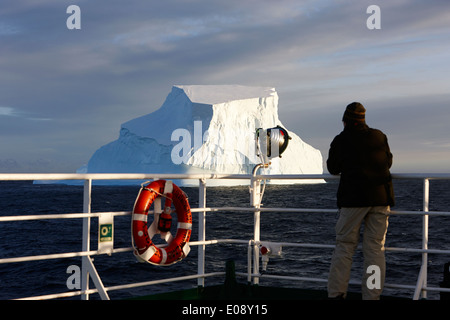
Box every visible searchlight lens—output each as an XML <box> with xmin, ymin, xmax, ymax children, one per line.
<box><xmin>256</xmin><ymin>125</ymin><xmax>291</xmax><ymax>160</ymax></box>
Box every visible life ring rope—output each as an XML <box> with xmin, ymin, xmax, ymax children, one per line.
<box><xmin>131</xmin><ymin>180</ymin><xmax>192</xmax><ymax>266</ymax></box>
<box><xmin>141</xmin><ymin>180</ymin><xmax>173</xmax><ymax>200</ymax></box>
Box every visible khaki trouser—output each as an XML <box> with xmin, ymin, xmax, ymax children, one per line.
<box><xmin>327</xmin><ymin>206</ymin><xmax>390</xmax><ymax>300</ymax></box>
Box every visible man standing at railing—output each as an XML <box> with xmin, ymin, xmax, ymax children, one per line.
<box><xmin>326</xmin><ymin>102</ymin><xmax>394</xmax><ymax>300</ymax></box>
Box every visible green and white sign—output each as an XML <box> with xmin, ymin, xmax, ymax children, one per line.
<box><xmin>98</xmin><ymin>213</ymin><xmax>114</xmax><ymax>255</ymax></box>
<box><xmin>100</xmin><ymin>224</ymin><xmax>113</xmax><ymax>242</ymax></box>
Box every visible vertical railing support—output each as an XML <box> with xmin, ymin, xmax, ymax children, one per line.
<box><xmin>421</xmin><ymin>178</ymin><xmax>430</xmax><ymax>299</ymax></box>
<box><xmin>80</xmin><ymin>179</ymin><xmax>110</xmax><ymax>300</ymax></box>
<box><xmin>414</xmin><ymin>178</ymin><xmax>430</xmax><ymax>300</ymax></box>
<box><xmin>252</xmin><ymin>201</ymin><xmax>261</xmax><ymax>284</ymax></box>
<box><xmin>81</xmin><ymin>179</ymin><xmax>92</xmax><ymax>300</ymax></box>
<box><xmin>251</xmin><ymin>165</ymin><xmax>265</xmax><ymax>285</ymax></box>
<box><xmin>197</xmin><ymin>178</ymin><xmax>207</xmax><ymax>287</ymax></box>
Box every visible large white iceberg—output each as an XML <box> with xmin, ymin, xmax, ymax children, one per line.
<box><xmin>81</xmin><ymin>85</ymin><xmax>323</xmax><ymax>186</ymax></box>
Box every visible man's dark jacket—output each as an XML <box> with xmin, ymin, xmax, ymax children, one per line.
<box><xmin>327</xmin><ymin>124</ymin><xmax>395</xmax><ymax>208</ymax></box>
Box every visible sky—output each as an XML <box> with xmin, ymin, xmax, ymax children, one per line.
<box><xmin>1</xmin><ymin>0</ymin><xmax>450</xmax><ymax>174</ymax></box>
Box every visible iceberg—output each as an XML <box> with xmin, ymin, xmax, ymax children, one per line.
<box><xmin>80</xmin><ymin>85</ymin><xmax>323</xmax><ymax>186</ymax></box>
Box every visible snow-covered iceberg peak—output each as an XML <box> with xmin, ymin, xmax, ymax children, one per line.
<box><xmin>82</xmin><ymin>85</ymin><xmax>323</xmax><ymax>185</ymax></box>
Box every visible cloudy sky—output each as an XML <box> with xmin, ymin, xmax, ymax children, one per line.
<box><xmin>1</xmin><ymin>0</ymin><xmax>449</xmax><ymax>173</ymax></box>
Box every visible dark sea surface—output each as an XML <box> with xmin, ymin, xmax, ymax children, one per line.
<box><xmin>0</xmin><ymin>178</ymin><xmax>449</xmax><ymax>300</ymax></box>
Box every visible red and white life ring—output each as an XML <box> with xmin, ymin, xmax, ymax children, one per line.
<box><xmin>132</xmin><ymin>180</ymin><xmax>192</xmax><ymax>266</ymax></box>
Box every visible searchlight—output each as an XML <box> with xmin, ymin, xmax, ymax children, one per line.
<box><xmin>255</xmin><ymin>125</ymin><xmax>291</xmax><ymax>163</ymax></box>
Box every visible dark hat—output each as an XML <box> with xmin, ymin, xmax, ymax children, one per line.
<box><xmin>343</xmin><ymin>102</ymin><xmax>366</xmax><ymax>123</ymax></box>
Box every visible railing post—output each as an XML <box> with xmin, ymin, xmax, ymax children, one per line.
<box><xmin>197</xmin><ymin>178</ymin><xmax>207</xmax><ymax>287</ymax></box>
<box><xmin>80</xmin><ymin>179</ymin><xmax>110</xmax><ymax>300</ymax></box>
<box><xmin>250</xmin><ymin>173</ymin><xmax>262</xmax><ymax>285</ymax></box>
<box><xmin>421</xmin><ymin>178</ymin><xmax>430</xmax><ymax>299</ymax></box>
<box><xmin>81</xmin><ymin>179</ymin><xmax>92</xmax><ymax>300</ymax></box>
<box><xmin>415</xmin><ymin>178</ymin><xmax>430</xmax><ymax>299</ymax></box>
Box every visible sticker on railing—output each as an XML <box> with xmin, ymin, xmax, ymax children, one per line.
<box><xmin>98</xmin><ymin>212</ymin><xmax>114</xmax><ymax>255</ymax></box>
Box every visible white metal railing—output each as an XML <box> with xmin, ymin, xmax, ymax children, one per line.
<box><xmin>1</xmin><ymin>172</ymin><xmax>450</xmax><ymax>300</ymax></box>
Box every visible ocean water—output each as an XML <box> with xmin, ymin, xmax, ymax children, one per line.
<box><xmin>0</xmin><ymin>179</ymin><xmax>449</xmax><ymax>300</ymax></box>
